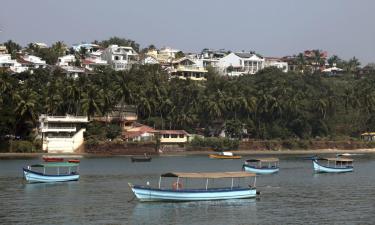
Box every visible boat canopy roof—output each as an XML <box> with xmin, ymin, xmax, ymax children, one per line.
<box><xmin>30</xmin><ymin>162</ymin><xmax>79</xmax><ymax>168</ymax></box>
<box><xmin>246</xmin><ymin>158</ymin><xmax>279</xmax><ymax>163</ymax></box>
<box><xmin>161</xmin><ymin>171</ymin><xmax>256</xmax><ymax>178</ymax></box>
<box><xmin>323</xmin><ymin>158</ymin><xmax>353</xmax><ymax>162</ymax></box>
<box><xmin>220</xmin><ymin>152</ymin><xmax>233</xmax><ymax>156</ymax></box>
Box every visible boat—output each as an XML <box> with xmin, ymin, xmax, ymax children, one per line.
<box><xmin>42</xmin><ymin>156</ymin><xmax>64</xmax><ymax>162</ymax></box>
<box><xmin>209</xmin><ymin>152</ymin><xmax>242</xmax><ymax>159</ymax></box>
<box><xmin>312</xmin><ymin>157</ymin><xmax>354</xmax><ymax>173</ymax></box>
<box><xmin>68</xmin><ymin>159</ymin><xmax>80</xmax><ymax>163</ymax></box>
<box><xmin>23</xmin><ymin>162</ymin><xmax>80</xmax><ymax>183</ymax></box>
<box><xmin>243</xmin><ymin>158</ymin><xmax>279</xmax><ymax>174</ymax></box>
<box><xmin>131</xmin><ymin>153</ymin><xmax>152</xmax><ymax>162</ymax></box>
<box><xmin>129</xmin><ymin>171</ymin><xmax>257</xmax><ymax>202</ymax></box>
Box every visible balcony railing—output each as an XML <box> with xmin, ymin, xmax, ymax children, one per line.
<box><xmin>41</xmin><ymin>127</ymin><xmax>77</xmax><ymax>133</ymax></box>
<box><xmin>40</xmin><ymin>114</ymin><xmax>88</xmax><ymax>123</ymax></box>
<box><xmin>176</xmin><ymin>65</ymin><xmax>207</xmax><ymax>72</ymax></box>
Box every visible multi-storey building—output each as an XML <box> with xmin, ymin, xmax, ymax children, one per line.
<box><xmin>101</xmin><ymin>45</ymin><xmax>138</xmax><ymax>71</ymax></box>
<box><xmin>39</xmin><ymin>114</ymin><xmax>88</xmax><ymax>153</ymax></box>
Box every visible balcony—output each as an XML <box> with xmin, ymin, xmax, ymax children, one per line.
<box><xmin>175</xmin><ymin>65</ymin><xmax>208</xmax><ymax>73</ymax></box>
<box><xmin>41</xmin><ymin>127</ymin><xmax>77</xmax><ymax>133</ymax></box>
<box><xmin>39</xmin><ymin>115</ymin><xmax>88</xmax><ymax>123</ymax></box>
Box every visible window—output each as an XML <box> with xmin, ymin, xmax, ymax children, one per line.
<box><xmin>171</xmin><ymin>134</ymin><xmax>178</xmax><ymax>138</ymax></box>
<box><xmin>163</xmin><ymin>134</ymin><xmax>169</xmax><ymax>138</ymax></box>
<box><xmin>114</xmin><ymin>56</ymin><xmax>119</xmax><ymax>60</ymax></box>
<box><xmin>179</xmin><ymin>134</ymin><xmax>184</xmax><ymax>138</ymax></box>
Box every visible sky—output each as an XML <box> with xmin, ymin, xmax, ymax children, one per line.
<box><xmin>1</xmin><ymin>0</ymin><xmax>374</xmax><ymax>64</ymax></box>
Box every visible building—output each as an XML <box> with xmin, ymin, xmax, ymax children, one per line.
<box><xmin>72</xmin><ymin>43</ymin><xmax>101</xmax><ymax>53</ymax></box>
<box><xmin>264</xmin><ymin>57</ymin><xmax>288</xmax><ymax>72</ymax></box>
<box><xmin>361</xmin><ymin>132</ymin><xmax>375</xmax><ymax>141</ymax></box>
<box><xmin>60</xmin><ymin>66</ymin><xmax>86</xmax><ymax>78</ymax></box>
<box><xmin>122</xmin><ymin>122</ymin><xmax>156</xmax><ymax>142</ymax></box>
<box><xmin>0</xmin><ymin>54</ymin><xmax>28</xmax><ymax>73</ymax></box>
<box><xmin>195</xmin><ymin>49</ymin><xmax>228</xmax><ymax>68</ymax></box>
<box><xmin>170</xmin><ymin>57</ymin><xmax>207</xmax><ymax>81</ymax></box>
<box><xmin>157</xmin><ymin>130</ymin><xmax>190</xmax><ymax>143</ymax></box>
<box><xmin>81</xmin><ymin>57</ymin><xmax>108</xmax><ymax>71</ymax></box>
<box><xmin>141</xmin><ymin>55</ymin><xmax>159</xmax><ymax>65</ymax></box>
<box><xmin>39</xmin><ymin>114</ymin><xmax>88</xmax><ymax>153</ymax></box>
<box><xmin>322</xmin><ymin>66</ymin><xmax>343</xmax><ymax>76</ymax></box>
<box><xmin>101</xmin><ymin>45</ymin><xmax>138</xmax><ymax>71</ymax></box>
<box><xmin>0</xmin><ymin>45</ymin><xmax>8</xmax><ymax>54</ymax></box>
<box><xmin>19</xmin><ymin>55</ymin><xmax>47</xmax><ymax>69</ymax></box>
<box><xmin>57</xmin><ymin>55</ymin><xmax>76</xmax><ymax>67</ymax></box>
<box><xmin>218</xmin><ymin>52</ymin><xmax>265</xmax><ymax>76</ymax></box>
<box><xmin>158</xmin><ymin>47</ymin><xmax>180</xmax><ymax>63</ymax></box>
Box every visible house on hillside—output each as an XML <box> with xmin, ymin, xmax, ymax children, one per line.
<box><xmin>264</xmin><ymin>57</ymin><xmax>288</xmax><ymax>72</ymax></box>
<box><xmin>57</xmin><ymin>55</ymin><xmax>76</xmax><ymax>67</ymax></box>
<box><xmin>122</xmin><ymin>122</ymin><xmax>156</xmax><ymax>142</ymax></box>
<box><xmin>170</xmin><ymin>57</ymin><xmax>207</xmax><ymax>81</ymax></box>
<box><xmin>39</xmin><ymin>114</ymin><xmax>88</xmax><ymax>153</ymax></box>
<box><xmin>218</xmin><ymin>52</ymin><xmax>265</xmax><ymax>76</ymax></box>
<box><xmin>19</xmin><ymin>55</ymin><xmax>47</xmax><ymax>69</ymax></box>
<box><xmin>101</xmin><ymin>45</ymin><xmax>138</xmax><ymax>71</ymax></box>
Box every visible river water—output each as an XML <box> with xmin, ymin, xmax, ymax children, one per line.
<box><xmin>1</xmin><ymin>154</ymin><xmax>375</xmax><ymax>225</ymax></box>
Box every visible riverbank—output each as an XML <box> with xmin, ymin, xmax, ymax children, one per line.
<box><xmin>2</xmin><ymin>148</ymin><xmax>375</xmax><ymax>158</ymax></box>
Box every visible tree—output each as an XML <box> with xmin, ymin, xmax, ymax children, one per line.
<box><xmin>175</xmin><ymin>51</ymin><xmax>185</xmax><ymax>59</ymax></box>
<box><xmin>99</xmin><ymin>36</ymin><xmax>140</xmax><ymax>52</ymax></box>
<box><xmin>3</xmin><ymin>40</ymin><xmax>22</xmax><ymax>59</ymax></box>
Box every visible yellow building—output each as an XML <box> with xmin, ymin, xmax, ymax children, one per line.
<box><xmin>171</xmin><ymin>57</ymin><xmax>207</xmax><ymax>81</ymax></box>
<box><xmin>158</xmin><ymin>130</ymin><xmax>190</xmax><ymax>143</ymax></box>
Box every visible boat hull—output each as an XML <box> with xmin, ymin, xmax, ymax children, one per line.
<box><xmin>243</xmin><ymin>165</ymin><xmax>279</xmax><ymax>174</ymax></box>
<box><xmin>209</xmin><ymin>155</ymin><xmax>242</xmax><ymax>159</ymax></box>
<box><xmin>313</xmin><ymin>160</ymin><xmax>353</xmax><ymax>173</ymax></box>
<box><xmin>23</xmin><ymin>168</ymin><xmax>79</xmax><ymax>183</ymax></box>
<box><xmin>131</xmin><ymin>157</ymin><xmax>152</xmax><ymax>162</ymax></box>
<box><xmin>130</xmin><ymin>185</ymin><xmax>256</xmax><ymax>202</ymax></box>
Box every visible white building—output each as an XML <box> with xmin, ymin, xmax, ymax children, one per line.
<box><xmin>60</xmin><ymin>66</ymin><xmax>86</xmax><ymax>78</ymax></box>
<box><xmin>170</xmin><ymin>57</ymin><xmax>207</xmax><ymax>81</ymax></box>
<box><xmin>72</xmin><ymin>43</ymin><xmax>101</xmax><ymax>53</ymax></box>
<box><xmin>264</xmin><ymin>57</ymin><xmax>288</xmax><ymax>72</ymax></box>
<box><xmin>141</xmin><ymin>56</ymin><xmax>159</xmax><ymax>65</ymax></box>
<box><xmin>0</xmin><ymin>54</ymin><xmax>28</xmax><ymax>73</ymax></box>
<box><xmin>195</xmin><ymin>49</ymin><xmax>228</xmax><ymax>68</ymax></box>
<box><xmin>81</xmin><ymin>57</ymin><xmax>108</xmax><ymax>71</ymax></box>
<box><xmin>218</xmin><ymin>52</ymin><xmax>265</xmax><ymax>76</ymax></box>
<box><xmin>101</xmin><ymin>45</ymin><xmax>138</xmax><ymax>71</ymax></box>
<box><xmin>20</xmin><ymin>55</ymin><xmax>47</xmax><ymax>69</ymax></box>
<box><xmin>57</xmin><ymin>54</ymin><xmax>76</xmax><ymax>67</ymax></box>
<box><xmin>39</xmin><ymin>114</ymin><xmax>88</xmax><ymax>153</ymax></box>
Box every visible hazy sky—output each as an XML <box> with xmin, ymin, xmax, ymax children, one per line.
<box><xmin>1</xmin><ymin>0</ymin><xmax>374</xmax><ymax>64</ymax></box>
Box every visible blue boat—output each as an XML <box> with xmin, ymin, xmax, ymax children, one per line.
<box><xmin>312</xmin><ymin>157</ymin><xmax>354</xmax><ymax>173</ymax></box>
<box><xmin>23</xmin><ymin>162</ymin><xmax>80</xmax><ymax>183</ymax></box>
<box><xmin>129</xmin><ymin>172</ymin><xmax>257</xmax><ymax>202</ymax></box>
<box><xmin>243</xmin><ymin>158</ymin><xmax>279</xmax><ymax>174</ymax></box>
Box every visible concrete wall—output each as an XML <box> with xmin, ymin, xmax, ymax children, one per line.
<box><xmin>44</xmin><ymin>129</ymin><xmax>86</xmax><ymax>153</ymax></box>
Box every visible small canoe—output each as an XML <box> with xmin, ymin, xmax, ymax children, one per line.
<box><xmin>313</xmin><ymin>158</ymin><xmax>353</xmax><ymax>173</ymax></box>
<box><xmin>43</xmin><ymin>157</ymin><xmax>64</xmax><ymax>162</ymax></box>
<box><xmin>209</xmin><ymin>152</ymin><xmax>242</xmax><ymax>159</ymax></box>
<box><xmin>131</xmin><ymin>156</ymin><xmax>152</xmax><ymax>162</ymax></box>
<box><xmin>68</xmin><ymin>159</ymin><xmax>80</xmax><ymax>163</ymax></box>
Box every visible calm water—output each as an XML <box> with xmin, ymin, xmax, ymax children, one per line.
<box><xmin>1</xmin><ymin>154</ymin><xmax>375</xmax><ymax>225</ymax></box>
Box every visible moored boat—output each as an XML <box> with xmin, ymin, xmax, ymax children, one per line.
<box><xmin>209</xmin><ymin>152</ymin><xmax>242</xmax><ymax>159</ymax></box>
<box><xmin>23</xmin><ymin>162</ymin><xmax>80</xmax><ymax>183</ymax></box>
<box><xmin>312</xmin><ymin>157</ymin><xmax>353</xmax><ymax>173</ymax></box>
<box><xmin>243</xmin><ymin>158</ymin><xmax>279</xmax><ymax>174</ymax></box>
<box><xmin>131</xmin><ymin>153</ymin><xmax>152</xmax><ymax>162</ymax></box>
<box><xmin>129</xmin><ymin>171</ymin><xmax>257</xmax><ymax>202</ymax></box>
<box><xmin>42</xmin><ymin>157</ymin><xmax>64</xmax><ymax>162</ymax></box>
<box><xmin>68</xmin><ymin>159</ymin><xmax>80</xmax><ymax>163</ymax></box>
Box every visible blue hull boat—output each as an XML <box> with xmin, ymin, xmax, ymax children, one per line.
<box><xmin>130</xmin><ymin>185</ymin><xmax>256</xmax><ymax>202</ymax></box>
<box><xmin>23</xmin><ymin>162</ymin><xmax>80</xmax><ymax>183</ymax></box>
<box><xmin>243</xmin><ymin>165</ymin><xmax>279</xmax><ymax>174</ymax></box>
<box><xmin>23</xmin><ymin>168</ymin><xmax>79</xmax><ymax>183</ymax></box>
<box><xmin>313</xmin><ymin>160</ymin><xmax>353</xmax><ymax>173</ymax></box>
<box><xmin>129</xmin><ymin>171</ymin><xmax>257</xmax><ymax>202</ymax></box>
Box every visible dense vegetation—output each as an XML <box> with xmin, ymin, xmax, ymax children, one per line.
<box><xmin>1</xmin><ymin>63</ymin><xmax>375</xmax><ymax>145</ymax></box>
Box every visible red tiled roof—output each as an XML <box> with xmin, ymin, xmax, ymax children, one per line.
<box><xmin>156</xmin><ymin>130</ymin><xmax>189</xmax><ymax>135</ymax></box>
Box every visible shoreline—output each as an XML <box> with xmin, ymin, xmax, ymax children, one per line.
<box><xmin>1</xmin><ymin>148</ymin><xmax>375</xmax><ymax>158</ymax></box>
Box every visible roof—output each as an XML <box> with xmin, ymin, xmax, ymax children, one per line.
<box><xmin>322</xmin><ymin>158</ymin><xmax>353</xmax><ymax>162</ymax></box>
<box><xmin>161</xmin><ymin>171</ymin><xmax>256</xmax><ymax>178</ymax></box>
<box><xmin>157</xmin><ymin>130</ymin><xmax>189</xmax><ymax>135</ymax></box>
<box><xmin>361</xmin><ymin>132</ymin><xmax>375</xmax><ymax>136</ymax></box>
<box><xmin>30</xmin><ymin>162</ymin><xmax>79</xmax><ymax>168</ymax></box>
<box><xmin>234</xmin><ymin>52</ymin><xmax>263</xmax><ymax>59</ymax></box>
<box><xmin>246</xmin><ymin>158</ymin><xmax>279</xmax><ymax>163</ymax></box>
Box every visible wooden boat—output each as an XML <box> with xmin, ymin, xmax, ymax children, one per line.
<box><xmin>68</xmin><ymin>159</ymin><xmax>80</xmax><ymax>163</ymax></box>
<box><xmin>42</xmin><ymin>157</ymin><xmax>64</xmax><ymax>162</ymax></box>
<box><xmin>243</xmin><ymin>158</ymin><xmax>279</xmax><ymax>174</ymax></box>
<box><xmin>129</xmin><ymin>171</ymin><xmax>257</xmax><ymax>202</ymax></box>
<box><xmin>131</xmin><ymin>154</ymin><xmax>152</xmax><ymax>162</ymax></box>
<box><xmin>209</xmin><ymin>152</ymin><xmax>242</xmax><ymax>159</ymax></box>
<box><xmin>23</xmin><ymin>162</ymin><xmax>80</xmax><ymax>183</ymax></box>
<box><xmin>313</xmin><ymin>157</ymin><xmax>353</xmax><ymax>173</ymax></box>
